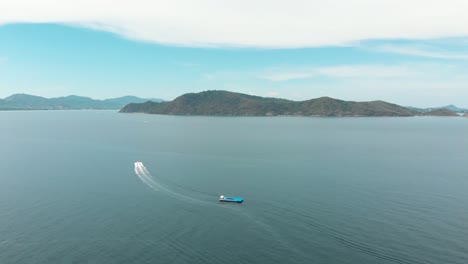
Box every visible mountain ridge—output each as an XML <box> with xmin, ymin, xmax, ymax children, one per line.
<box><xmin>121</xmin><ymin>90</ymin><xmax>430</xmax><ymax>117</ymax></box>
<box><xmin>0</xmin><ymin>93</ymin><xmax>164</xmax><ymax>110</ymax></box>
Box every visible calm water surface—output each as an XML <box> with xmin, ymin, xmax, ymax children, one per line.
<box><xmin>0</xmin><ymin>111</ymin><xmax>467</xmax><ymax>264</ymax></box>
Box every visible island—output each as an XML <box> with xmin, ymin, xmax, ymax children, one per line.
<box><xmin>120</xmin><ymin>90</ymin><xmax>425</xmax><ymax>117</ymax></box>
<box><xmin>0</xmin><ymin>94</ymin><xmax>164</xmax><ymax>110</ymax></box>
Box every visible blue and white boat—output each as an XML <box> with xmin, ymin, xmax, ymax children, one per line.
<box><xmin>219</xmin><ymin>195</ymin><xmax>244</xmax><ymax>203</ymax></box>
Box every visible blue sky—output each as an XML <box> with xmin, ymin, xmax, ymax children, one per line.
<box><xmin>1</xmin><ymin>23</ymin><xmax>468</xmax><ymax>107</ymax></box>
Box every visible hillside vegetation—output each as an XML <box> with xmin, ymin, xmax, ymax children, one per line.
<box><xmin>121</xmin><ymin>90</ymin><xmax>419</xmax><ymax>117</ymax></box>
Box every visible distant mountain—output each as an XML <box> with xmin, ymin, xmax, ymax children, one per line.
<box><xmin>440</xmin><ymin>105</ymin><xmax>467</xmax><ymax>113</ymax></box>
<box><xmin>409</xmin><ymin>104</ymin><xmax>468</xmax><ymax>113</ymax></box>
<box><xmin>463</xmin><ymin>113</ymin><xmax>468</xmax><ymax>118</ymax></box>
<box><xmin>4</xmin><ymin>94</ymin><xmax>51</xmax><ymax>109</ymax></box>
<box><xmin>422</xmin><ymin>108</ymin><xmax>459</xmax><ymax>117</ymax></box>
<box><xmin>103</xmin><ymin>96</ymin><xmax>164</xmax><ymax>106</ymax></box>
<box><xmin>120</xmin><ymin>90</ymin><xmax>419</xmax><ymax>117</ymax></box>
<box><xmin>0</xmin><ymin>94</ymin><xmax>164</xmax><ymax>110</ymax></box>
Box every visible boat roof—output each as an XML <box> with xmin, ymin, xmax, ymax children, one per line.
<box><xmin>222</xmin><ymin>196</ymin><xmax>243</xmax><ymax>201</ymax></box>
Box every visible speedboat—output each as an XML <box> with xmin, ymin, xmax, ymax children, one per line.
<box><xmin>219</xmin><ymin>195</ymin><xmax>244</xmax><ymax>203</ymax></box>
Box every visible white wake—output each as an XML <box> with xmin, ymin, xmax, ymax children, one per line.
<box><xmin>134</xmin><ymin>161</ymin><xmax>210</xmax><ymax>204</ymax></box>
<box><xmin>134</xmin><ymin>161</ymin><xmax>161</xmax><ymax>191</ymax></box>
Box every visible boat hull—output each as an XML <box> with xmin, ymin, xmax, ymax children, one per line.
<box><xmin>219</xmin><ymin>197</ymin><xmax>244</xmax><ymax>203</ymax></box>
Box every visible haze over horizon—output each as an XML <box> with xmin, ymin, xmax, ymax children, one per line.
<box><xmin>1</xmin><ymin>1</ymin><xmax>468</xmax><ymax>108</ymax></box>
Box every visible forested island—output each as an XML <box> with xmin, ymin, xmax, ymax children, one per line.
<box><xmin>120</xmin><ymin>90</ymin><xmax>461</xmax><ymax>117</ymax></box>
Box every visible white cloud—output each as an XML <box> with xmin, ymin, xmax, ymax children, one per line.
<box><xmin>375</xmin><ymin>45</ymin><xmax>468</xmax><ymax>60</ymax></box>
<box><xmin>260</xmin><ymin>65</ymin><xmax>415</xmax><ymax>81</ymax></box>
<box><xmin>317</xmin><ymin>65</ymin><xmax>413</xmax><ymax>78</ymax></box>
<box><xmin>2</xmin><ymin>0</ymin><xmax>468</xmax><ymax>47</ymax></box>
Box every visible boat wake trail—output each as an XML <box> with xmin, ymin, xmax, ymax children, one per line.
<box><xmin>134</xmin><ymin>162</ymin><xmax>161</xmax><ymax>191</ymax></box>
<box><xmin>134</xmin><ymin>161</ymin><xmax>210</xmax><ymax>205</ymax></box>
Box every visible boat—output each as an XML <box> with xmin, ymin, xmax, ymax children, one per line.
<box><xmin>219</xmin><ymin>195</ymin><xmax>244</xmax><ymax>203</ymax></box>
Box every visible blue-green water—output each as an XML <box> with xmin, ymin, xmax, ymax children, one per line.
<box><xmin>1</xmin><ymin>111</ymin><xmax>467</xmax><ymax>264</ymax></box>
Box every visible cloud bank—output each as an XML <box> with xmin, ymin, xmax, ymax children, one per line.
<box><xmin>260</xmin><ymin>65</ymin><xmax>415</xmax><ymax>81</ymax></box>
<box><xmin>374</xmin><ymin>45</ymin><xmax>468</xmax><ymax>60</ymax></box>
<box><xmin>1</xmin><ymin>0</ymin><xmax>468</xmax><ymax>47</ymax></box>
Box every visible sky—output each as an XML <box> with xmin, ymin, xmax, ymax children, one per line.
<box><xmin>0</xmin><ymin>0</ymin><xmax>468</xmax><ymax>107</ymax></box>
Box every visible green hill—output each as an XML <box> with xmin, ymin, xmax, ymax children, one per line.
<box><xmin>0</xmin><ymin>94</ymin><xmax>164</xmax><ymax>110</ymax></box>
<box><xmin>120</xmin><ymin>90</ymin><xmax>418</xmax><ymax>117</ymax></box>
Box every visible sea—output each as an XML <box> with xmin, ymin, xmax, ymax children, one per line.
<box><xmin>0</xmin><ymin>110</ymin><xmax>467</xmax><ymax>264</ymax></box>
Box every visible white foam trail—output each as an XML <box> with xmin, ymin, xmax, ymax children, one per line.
<box><xmin>141</xmin><ymin>165</ymin><xmax>150</xmax><ymax>175</ymax></box>
<box><xmin>134</xmin><ymin>161</ymin><xmax>210</xmax><ymax>205</ymax></box>
<box><xmin>134</xmin><ymin>161</ymin><xmax>162</xmax><ymax>191</ymax></box>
